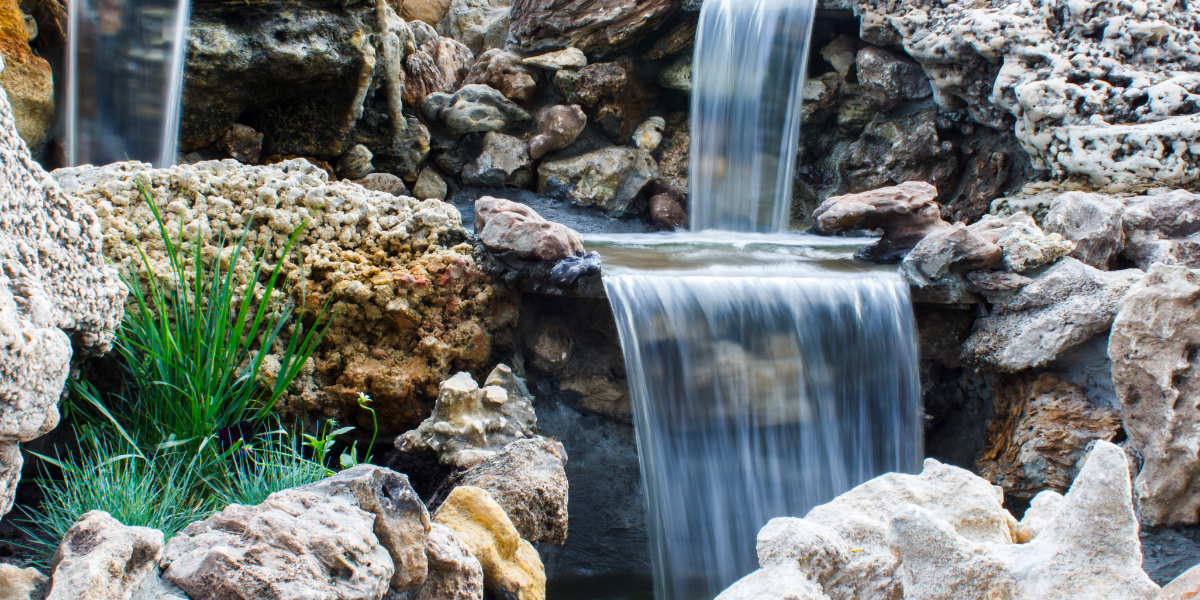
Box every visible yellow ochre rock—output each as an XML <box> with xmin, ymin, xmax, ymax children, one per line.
<box><xmin>434</xmin><ymin>486</ymin><xmax>545</xmax><ymax>600</ymax></box>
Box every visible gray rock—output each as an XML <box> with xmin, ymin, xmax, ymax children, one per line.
<box><xmin>1043</xmin><ymin>192</ymin><xmax>1126</xmax><ymax>269</ymax></box>
<box><xmin>457</xmin><ymin>438</ymin><xmax>570</xmax><ymax>545</ymax></box>
<box><xmin>46</xmin><ymin>512</ymin><xmax>164</xmax><ymax>600</ymax></box>
<box><xmin>463</xmin><ymin>132</ymin><xmax>533</xmax><ymax>188</ymax></box>
<box><xmin>1121</xmin><ymin>190</ymin><xmax>1200</xmax><ymax>270</ymax></box>
<box><xmin>411</xmin><ymin>524</ymin><xmax>484</xmax><ymax>600</ymax></box>
<box><xmin>421</xmin><ymin>84</ymin><xmax>532</xmax><ymax>137</ymax></box>
<box><xmin>353</xmin><ymin>173</ymin><xmax>410</xmax><ymax>196</ymax></box>
<box><xmin>537</xmin><ymin>146</ymin><xmax>658</xmax><ymax>212</ymax></box>
<box><xmin>530</xmin><ymin>105</ymin><xmax>587</xmax><ymax>159</ymax></box>
<box><xmin>130</xmin><ymin>572</ymin><xmax>187</xmax><ymax>600</ymax></box>
<box><xmin>414</xmin><ymin>168</ymin><xmax>449</xmax><ymax>201</ymax></box>
<box><xmin>464</xmin><ymin>50</ymin><xmax>538</xmax><ymax>104</ymax></box>
<box><xmin>439</xmin><ymin>0</ymin><xmax>511</xmax><ymax>56</ymax></box>
<box><xmin>659</xmin><ymin>55</ymin><xmax>692</xmax><ymax>92</ymax></box>
<box><xmin>508</xmin><ymin>0</ymin><xmax>676</xmax><ymax>56</ymax></box>
<box><xmin>855</xmin><ymin>46</ymin><xmax>931</xmax><ymax>111</ymax></box>
<box><xmin>337</xmin><ymin>144</ymin><xmax>375</xmax><ymax>180</ymax></box>
<box><xmin>960</xmin><ymin>258</ymin><xmax>1143</xmax><ymax>371</ymax></box>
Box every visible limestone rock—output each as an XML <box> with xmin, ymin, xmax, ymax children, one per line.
<box><xmin>53</xmin><ymin>159</ymin><xmax>505</xmax><ymax>436</ymax></box>
<box><xmin>509</xmin><ymin>0</ymin><xmax>676</xmax><ymax>56</ymax></box>
<box><xmin>422</xmin><ymin>84</ymin><xmax>531</xmax><ymax>137</ymax></box>
<box><xmin>1121</xmin><ymin>191</ymin><xmax>1200</xmax><ymax>270</ymax></box>
<box><xmin>659</xmin><ymin>55</ymin><xmax>692</xmax><ymax>92</ymax></box>
<box><xmin>1161</xmin><ymin>564</ymin><xmax>1200</xmax><ymax>600</ymax></box>
<box><xmin>439</xmin><ymin>0</ymin><xmax>510</xmax><ymax>56</ymax></box>
<box><xmin>716</xmin><ymin>566</ymin><xmax>831</xmax><ymax>600</ymax></box>
<box><xmin>529</xmin><ymin>105</ymin><xmax>586</xmax><ymax>159</ymax></box>
<box><xmin>819</xmin><ymin>35</ymin><xmax>858</xmax><ymax>81</ymax></box>
<box><xmin>46</xmin><ymin>511</ymin><xmax>164</xmax><ymax>600</ymax></box>
<box><xmin>961</xmin><ymin>258</ymin><xmax>1143</xmax><ymax>371</ymax></box>
<box><xmin>402</xmin><ymin>34</ymin><xmax>474</xmax><ymax>108</ymax></box>
<box><xmin>538</xmin><ymin>146</ymin><xmax>657</xmax><ymax>212</ymax></box>
<box><xmin>462</xmin><ymin>132</ymin><xmax>533</xmax><ymax>188</ymax></box>
<box><xmin>0</xmin><ymin>0</ymin><xmax>53</xmax><ymax>155</ymax></box>
<box><xmin>161</xmin><ymin>488</ymin><xmax>393</xmax><ymax>600</ymax></box>
<box><xmin>433</xmin><ymin>486</ymin><xmax>546</xmax><ymax>600</ymax></box>
<box><xmin>464</xmin><ymin>49</ymin><xmax>538</xmax><ymax>104</ymax></box>
<box><xmin>814</xmin><ymin>181</ymin><xmax>949</xmax><ymax>263</ymax></box>
<box><xmin>522</xmin><ymin>48</ymin><xmax>586</xmax><ymax>71</ymax></box>
<box><xmin>414</xmin><ymin>167</ymin><xmax>449</xmax><ymax>201</ymax></box>
<box><xmin>0</xmin><ymin>564</ymin><xmax>47</xmax><ymax>600</ymax></box>
<box><xmin>0</xmin><ymin>85</ymin><xmax>125</xmax><ymax>517</ymax></box>
<box><xmin>1110</xmin><ymin>264</ymin><xmax>1200</xmax><ymax>526</ymax></box>
<box><xmin>854</xmin><ymin>46</ymin><xmax>931</xmax><ymax>112</ymax></box>
<box><xmin>414</xmin><ymin>524</ymin><xmax>484</xmax><ymax>600</ymax></box>
<box><xmin>632</xmin><ymin>116</ymin><xmax>665</xmax><ymax>153</ymax></box>
<box><xmin>977</xmin><ymin>373</ymin><xmax>1122</xmax><ymax>499</ymax></box>
<box><xmin>354</xmin><ymin>172</ymin><xmax>410</xmax><ymax>196</ymax></box>
<box><xmin>397</xmin><ymin>365</ymin><xmax>538</xmax><ymax>469</ymax></box>
<box><xmin>474</xmin><ymin>197</ymin><xmax>585</xmax><ymax>261</ymax></box>
<box><xmin>212</xmin><ymin>123</ymin><xmax>263</xmax><ymax>165</ymax></box>
<box><xmin>973</xmin><ymin>212</ymin><xmax>1074</xmax><ymax>273</ymax></box>
<box><xmin>337</xmin><ymin>143</ymin><xmax>375</xmax><ymax>180</ymax></box>
<box><xmin>457</xmin><ymin>438</ymin><xmax>570</xmax><ymax>545</ymax></box>
<box><xmin>402</xmin><ymin>0</ymin><xmax>453</xmax><ymax>25</ymax></box>
<box><xmin>1043</xmin><ymin>192</ymin><xmax>1126</xmax><ymax>269</ymax></box>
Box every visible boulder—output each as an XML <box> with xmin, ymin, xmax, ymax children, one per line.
<box><xmin>1043</xmin><ymin>192</ymin><xmax>1126</xmax><ymax>269</ymax></box>
<box><xmin>439</xmin><ymin>0</ymin><xmax>511</xmax><ymax>56</ymax></box>
<box><xmin>421</xmin><ymin>84</ymin><xmax>532</xmax><ymax>137</ymax></box>
<box><xmin>457</xmin><ymin>438</ymin><xmax>570</xmax><ymax>545</ymax></box>
<box><xmin>529</xmin><ymin>105</ymin><xmax>587</xmax><ymax>159</ymax></box>
<box><xmin>814</xmin><ymin>181</ymin><xmax>949</xmax><ymax>263</ymax></box>
<box><xmin>0</xmin><ymin>564</ymin><xmax>47</xmax><ymax>600</ymax></box>
<box><xmin>402</xmin><ymin>32</ymin><xmax>475</xmax><ymax>108</ymax></box>
<box><xmin>1121</xmin><ymin>191</ymin><xmax>1200</xmax><ymax>270</ymax></box>
<box><xmin>464</xmin><ymin>50</ymin><xmax>538</xmax><ymax>104</ymax></box>
<box><xmin>1110</xmin><ymin>264</ymin><xmax>1200</xmax><ymax>526</ymax></box>
<box><xmin>212</xmin><ymin>123</ymin><xmax>264</xmax><ymax>165</ymax></box>
<box><xmin>46</xmin><ymin>511</ymin><xmax>164</xmax><ymax>600</ymax></box>
<box><xmin>716</xmin><ymin>566</ymin><xmax>831</xmax><ymax>600</ymax></box>
<box><xmin>413</xmin><ymin>167</ymin><xmax>449</xmax><ymax>201</ymax></box>
<box><xmin>632</xmin><ymin>116</ymin><xmax>665</xmax><ymax>152</ymax></box>
<box><xmin>819</xmin><ymin>35</ymin><xmax>858</xmax><ymax>81</ymax></box>
<box><xmin>960</xmin><ymin>258</ymin><xmax>1142</xmax><ymax>371</ymax></box>
<box><xmin>474</xmin><ymin>197</ymin><xmax>585</xmax><ymax>261</ymax></box>
<box><xmin>337</xmin><ymin>144</ymin><xmax>375</xmax><ymax>180</ymax></box>
<box><xmin>840</xmin><ymin>110</ymin><xmax>960</xmax><ymax>201</ymax></box>
<box><xmin>353</xmin><ymin>172</ymin><xmax>409</xmax><ymax>196</ymax></box>
<box><xmin>0</xmin><ymin>84</ymin><xmax>125</xmax><ymax>517</ymax></box>
<box><xmin>462</xmin><ymin>132</ymin><xmax>533</xmax><ymax>188</ymax></box>
<box><xmin>413</xmin><ymin>524</ymin><xmax>485</xmax><ymax>600</ymax></box>
<box><xmin>434</xmin><ymin>486</ymin><xmax>546</xmax><ymax>600</ymax></box>
<box><xmin>402</xmin><ymin>0</ymin><xmax>453</xmax><ymax>25</ymax></box>
<box><xmin>854</xmin><ymin>46</ymin><xmax>931</xmax><ymax>112</ymax></box>
<box><xmin>901</xmin><ymin>223</ymin><xmax>1003</xmax><ymax>287</ymax></box>
<box><xmin>522</xmin><ymin>48</ymin><xmax>587</xmax><ymax>70</ymax></box>
<box><xmin>538</xmin><ymin>146</ymin><xmax>657</xmax><ymax>212</ymax></box>
<box><xmin>397</xmin><ymin>365</ymin><xmax>539</xmax><ymax>469</ymax></box>
<box><xmin>0</xmin><ymin>0</ymin><xmax>53</xmax><ymax>155</ymax></box>
<box><xmin>508</xmin><ymin>0</ymin><xmax>676</xmax><ymax>56</ymax></box>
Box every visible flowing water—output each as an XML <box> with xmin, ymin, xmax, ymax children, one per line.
<box><xmin>67</xmin><ymin>0</ymin><xmax>191</xmax><ymax>166</ymax></box>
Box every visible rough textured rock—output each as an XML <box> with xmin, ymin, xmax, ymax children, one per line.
<box><xmin>716</xmin><ymin>566</ymin><xmax>831</xmax><ymax>600</ymax></box>
<box><xmin>552</xmin><ymin>58</ymin><xmax>660</xmax><ymax>141</ymax></box>
<box><xmin>538</xmin><ymin>146</ymin><xmax>657</xmax><ymax>212</ymax></box>
<box><xmin>1121</xmin><ymin>191</ymin><xmax>1200</xmax><ymax>270</ymax></box>
<box><xmin>632</xmin><ymin>116</ymin><xmax>665</xmax><ymax>153</ymax></box>
<box><xmin>434</xmin><ymin>486</ymin><xmax>546</xmax><ymax>600</ymax></box>
<box><xmin>475</xmin><ymin>197</ymin><xmax>585</xmax><ymax>261</ymax></box>
<box><xmin>464</xmin><ymin>50</ymin><xmax>538</xmax><ymax>104</ymax></box>
<box><xmin>438</xmin><ymin>0</ymin><xmax>511</xmax><ymax>56</ymax></box>
<box><xmin>54</xmin><ymin>160</ymin><xmax>509</xmax><ymax>436</ymax></box>
<box><xmin>659</xmin><ymin>55</ymin><xmax>692</xmax><ymax>92</ymax></box>
<box><xmin>1043</xmin><ymin>192</ymin><xmax>1126</xmax><ymax>269</ymax></box>
<box><xmin>974</xmin><ymin>212</ymin><xmax>1074</xmax><ymax>273</ymax></box>
<box><xmin>644</xmin><ymin>17</ymin><xmax>696</xmax><ymax>61</ymax></box>
<box><xmin>977</xmin><ymin>373</ymin><xmax>1122</xmax><ymax>499</ymax></box>
<box><xmin>522</xmin><ymin>48</ymin><xmax>586</xmax><ymax>71</ymax></box>
<box><xmin>961</xmin><ymin>258</ymin><xmax>1142</xmax><ymax>371</ymax></box>
<box><xmin>0</xmin><ymin>86</ymin><xmax>125</xmax><ymax>518</ymax></box>
<box><xmin>1161</xmin><ymin>564</ymin><xmax>1200</xmax><ymax>600</ymax></box>
<box><xmin>422</xmin><ymin>84</ymin><xmax>532</xmax><ymax>137</ymax></box>
<box><xmin>0</xmin><ymin>564</ymin><xmax>47</xmax><ymax>600</ymax></box>
<box><xmin>509</xmin><ymin>0</ymin><xmax>676</xmax><ymax>56</ymax></box>
<box><xmin>413</xmin><ymin>524</ymin><xmax>485</xmax><ymax>600</ymax></box>
<box><xmin>648</xmin><ymin>183</ymin><xmax>688</xmax><ymax>230</ymax></box>
<box><xmin>0</xmin><ymin>0</ymin><xmax>53</xmax><ymax>155</ymax></box>
<box><xmin>840</xmin><ymin>110</ymin><xmax>961</xmax><ymax>200</ymax></box>
<box><xmin>354</xmin><ymin>172</ymin><xmax>410</xmax><ymax>196</ymax></box>
<box><xmin>1110</xmin><ymin>264</ymin><xmax>1200</xmax><ymax>526</ymax></box>
<box><xmin>854</xmin><ymin>46</ymin><xmax>930</xmax><ymax>112</ymax></box>
<box><xmin>462</xmin><ymin>132</ymin><xmax>533</xmax><ymax>188</ymax></box>
<box><xmin>414</xmin><ymin>167</ymin><xmax>449</xmax><ymax>200</ymax></box>
<box><xmin>130</xmin><ymin>572</ymin><xmax>187</xmax><ymax>600</ymax></box>
<box><xmin>529</xmin><ymin>105</ymin><xmax>586</xmax><ymax>159</ymax></box>
<box><xmin>402</xmin><ymin>0</ymin><xmax>453</xmax><ymax>25</ymax></box>
<box><xmin>814</xmin><ymin>181</ymin><xmax>948</xmax><ymax>262</ymax></box>
<box><xmin>338</xmin><ymin>143</ymin><xmax>375</xmax><ymax>180</ymax></box>
<box><xmin>397</xmin><ymin>365</ymin><xmax>538</xmax><ymax>469</ymax></box>
<box><xmin>402</xmin><ymin>28</ymin><xmax>475</xmax><ymax>108</ymax></box>
<box><xmin>901</xmin><ymin>223</ymin><xmax>1003</xmax><ymax>288</ymax></box>
<box><xmin>46</xmin><ymin>511</ymin><xmax>164</xmax><ymax>600</ymax></box>
<box><xmin>456</xmin><ymin>437</ymin><xmax>570</xmax><ymax>545</ymax></box>
<box><xmin>212</xmin><ymin>124</ymin><xmax>264</xmax><ymax>165</ymax></box>
<box><xmin>657</xmin><ymin>115</ymin><xmax>689</xmax><ymax>191</ymax></box>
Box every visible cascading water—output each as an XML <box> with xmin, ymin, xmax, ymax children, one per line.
<box><xmin>66</xmin><ymin>0</ymin><xmax>192</xmax><ymax>166</ymax></box>
<box><xmin>597</xmin><ymin>1</ymin><xmax>924</xmax><ymax>599</ymax></box>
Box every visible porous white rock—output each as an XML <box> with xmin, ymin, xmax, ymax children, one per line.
<box><xmin>46</xmin><ymin>511</ymin><xmax>164</xmax><ymax>600</ymax></box>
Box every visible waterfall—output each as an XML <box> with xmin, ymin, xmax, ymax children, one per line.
<box><xmin>67</xmin><ymin>0</ymin><xmax>192</xmax><ymax>166</ymax></box>
<box><xmin>688</xmin><ymin>0</ymin><xmax>817</xmax><ymax>232</ymax></box>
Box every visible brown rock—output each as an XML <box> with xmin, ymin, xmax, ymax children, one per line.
<box><xmin>403</xmin><ymin>35</ymin><xmax>474</xmax><ymax>107</ymax></box>
<box><xmin>465</xmin><ymin>49</ymin><xmax>538</xmax><ymax>104</ymax></box>
<box><xmin>644</xmin><ymin>17</ymin><xmax>696</xmax><ymax>61</ymax></box>
<box><xmin>529</xmin><ymin>105</ymin><xmax>586</xmax><ymax>159</ymax></box>
<box><xmin>553</xmin><ymin>57</ymin><xmax>659</xmax><ymax>141</ymax></box>
<box><xmin>212</xmin><ymin>123</ymin><xmax>264</xmax><ymax>164</ymax></box>
<box><xmin>402</xmin><ymin>0</ymin><xmax>454</xmax><ymax>25</ymax></box>
<box><xmin>977</xmin><ymin>373</ymin><xmax>1122</xmax><ymax>499</ymax></box>
<box><xmin>264</xmin><ymin>154</ymin><xmax>335</xmax><ymax>179</ymax></box>
<box><xmin>901</xmin><ymin>223</ymin><xmax>1003</xmax><ymax>285</ymax></box>
<box><xmin>1160</xmin><ymin>564</ymin><xmax>1200</xmax><ymax>600</ymax></box>
<box><xmin>842</xmin><ymin>110</ymin><xmax>960</xmax><ymax>200</ymax></box>
<box><xmin>553</xmin><ymin>61</ymin><xmax>627</xmax><ymax>108</ymax></box>
<box><xmin>646</xmin><ymin>182</ymin><xmax>687</xmax><ymax>230</ymax></box>
<box><xmin>945</xmin><ymin>150</ymin><xmax>1011</xmax><ymax>224</ymax></box>
<box><xmin>0</xmin><ymin>0</ymin><xmax>53</xmax><ymax>154</ymax></box>
<box><xmin>456</xmin><ymin>438</ymin><xmax>569</xmax><ymax>545</ymax></box>
<box><xmin>813</xmin><ymin>181</ymin><xmax>949</xmax><ymax>262</ymax></box>
<box><xmin>475</xmin><ymin>197</ymin><xmax>585</xmax><ymax>261</ymax></box>
<box><xmin>509</xmin><ymin>0</ymin><xmax>677</xmax><ymax>56</ymax></box>
<box><xmin>854</xmin><ymin>46</ymin><xmax>931</xmax><ymax>112</ymax></box>
<box><xmin>353</xmin><ymin>172</ymin><xmax>410</xmax><ymax>196</ymax></box>
<box><xmin>656</xmin><ymin>114</ymin><xmax>689</xmax><ymax>191</ymax></box>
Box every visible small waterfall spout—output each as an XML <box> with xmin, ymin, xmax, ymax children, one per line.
<box><xmin>67</xmin><ymin>0</ymin><xmax>192</xmax><ymax>166</ymax></box>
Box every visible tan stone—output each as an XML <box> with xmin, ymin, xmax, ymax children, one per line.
<box><xmin>434</xmin><ymin>486</ymin><xmax>546</xmax><ymax>600</ymax></box>
<box><xmin>0</xmin><ymin>564</ymin><xmax>47</xmax><ymax>600</ymax></box>
<box><xmin>401</xmin><ymin>0</ymin><xmax>454</xmax><ymax>25</ymax></box>
<box><xmin>47</xmin><ymin>511</ymin><xmax>164</xmax><ymax>600</ymax></box>
<box><xmin>0</xmin><ymin>0</ymin><xmax>53</xmax><ymax>154</ymax></box>
<box><xmin>402</xmin><ymin>32</ymin><xmax>474</xmax><ymax>107</ymax></box>
<box><xmin>1160</xmin><ymin>564</ymin><xmax>1200</xmax><ymax>600</ymax></box>
<box><xmin>814</xmin><ymin>181</ymin><xmax>950</xmax><ymax>263</ymax></box>
<box><xmin>415</xmin><ymin>524</ymin><xmax>484</xmax><ymax>600</ymax></box>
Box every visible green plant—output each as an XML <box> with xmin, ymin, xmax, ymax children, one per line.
<box><xmin>211</xmin><ymin>429</ymin><xmax>330</xmax><ymax>507</ymax></box>
<box><xmin>340</xmin><ymin>392</ymin><xmax>379</xmax><ymax>469</ymax></box>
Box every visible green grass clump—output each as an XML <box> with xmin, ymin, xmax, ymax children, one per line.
<box><xmin>212</xmin><ymin>428</ymin><xmax>335</xmax><ymax>508</ymax></box>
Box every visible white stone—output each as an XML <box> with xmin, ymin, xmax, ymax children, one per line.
<box><xmin>46</xmin><ymin>511</ymin><xmax>164</xmax><ymax>600</ymax></box>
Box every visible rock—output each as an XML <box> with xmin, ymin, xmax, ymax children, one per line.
<box><xmin>509</xmin><ymin>0</ymin><xmax>676</xmax><ymax>56</ymax></box>
<box><xmin>819</xmin><ymin>35</ymin><xmax>858</xmax><ymax>81</ymax></box>
<box><xmin>464</xmin><ymin>49</ymin><xmax>538</xmax><ymax>104</ymax></box>
<box><xmin>659</xmin><ymin>55</ymin><xmax>692</xmax><ymax>92</ymax></box>
<box><xmin>552</xmin><ymin>59</ymin><xmax>625</xmax><ymax>107</ymax></box>
<box><xmin>402</xmin><ymin>34</ymin><xmax>475</xmax><ymax>108</ymax></box>
<box><xmin>716</xmin><ymin>566</ymin><xmax>831</xmax><ymax>600</ymax></box>
<box><xmin>657</xmin><ymin>115</ymin><xmax>689</xmax><ymax>191</ymax></box>
<box><xmin>552</xmin><ymin>57</ymin><xmax>660</xmax><ymax>141</ymax></box>
<box><xmin>46</xmin><ymin>511</ymin><xmax>164</xmax><ymax>600</ymax></box>
<box><xmin>462</xmin><ymin>132</ymin><xmax>533</xmax><ymax>188</ymax></box>
<box><xmin>353</xmin><ymin>172</ymin><xmax>410</xmax><ymax>196</ymax></box>
<box><xmin>632</xmin><ymin>116</ymin><xmax>665</xmax><ymax>153</ymax></box>
<box><xmin>0</xmin><ymin>85</ymin><xmax>125</xmax><ymax>517</ymax></box>
<box><xmin>0</xmin><ymin>0</ymin><xmax>53</xmax><ymax>155</ymax></box>
<box><xmin>439</xmin><ymin>0</ymin><xmax>511</xmax><ymax>56</ymax></box>
<box><xmin>1161</xmin><ymin>564</ymin><xmax>1200</xmax><ymax>600</ymax></box>
<box><xmin>457</xmin><ymin>438</ymin><xmax>570</xmax><ymax>545</ymax></box>
<box><xmin>644</xmin><ymin>18</ymin><xmax>697</xmax><ymax>61</ymax></box>
<box><xmin>960</xmin><ymin>258</ymin><xmax>1143</xmax><ymax>372</ymax></box>
<box><xmin>212</xmin><ymin>123</ymin><xmax>263</xmax><ymax>165</ymax></box>
<box><xmin>0</xmin><ymin>564</ymin><xmax>47</xmax><ymax>600</ymax></box>
<box><xmin>649</xmin><ymin>184</ymin><xmax>688</xmax><ymax>230</ymax></box>
<box><xmin>337</xmin><ymin>143</ymin><xmax>375</xmax><ymax>180</ymax></box>
<box><xmin>901</xmin><ymin>223</ymin><xmax>1003</xmax><ymax>286</ymax></box>
<box><xmin>522</xmin><ymin>315</ymin><xmax>572</xmax><ymax>373</ymax></box>
<box><xmin>130</xmin><ymin>572</ymin><xmax>187</xmax><ymax>600</ymax></box>
<box><xmin>433</xmin><ymin>486</ymin><xmax>546</xmax><ymax>600</ymax></box>
<box><xmin>421</xmin><ymin>84</ymin><xmax>532</xmax><ymax>137</ymax></box>
<box><xmin>977</xmin><ymin>373</ymin><xmax>1122</xmax><ymax>499</ymax></box>
<box><xmin>966</xmin><ymin>270</ymin><xmax>1032</xmax><ymax>292</ymax></box>
<box><xmin>397</xmin><ymin>365</ymin><xmax>538</xmax><ymax>469</ymax></box>
<box><xmin>414</xmin><ymin>167</ymin><xmax>449</xmax><ymax>201</ymax></box>
<box><xmin>840</xmin><ymin>110</ymin><xmax>960</xmax><ymax>200</ymax></box>
<box><xmin>300</xmin><ymin>465</ymin><xmax>432</xmax><ymax>591</ymax></box>
<box><xmin>854</xmin><ymin>46</ymin><xmax>931</xmax><ymax>112</ymax></box>
<box><xmin>522</xmin><ymin>48</ymin><xmax>587</xmax><ymax>70</ymax></box>
<box><xmin>161</xmin><ymin>487</ymin><xmax>393</xmax><ymax>600</ymax></box>
<box><xmin>973</xmin><ymin>212</ymin><xmax>1074</xmax><ymax>273</ymax></box>
<box><xmin>529</xmin><ymin>105</ymin><xmax>587</xmax><ymax>159</ymax></box>
<box><xmin>54</xmin><ymin>159</ymin><xmax>506</xmax><ymax>436</ymax></box>
<box><xmin>1110</xmin><ymin>264</ymin><xmax>1200</xmax><ymax>526</ymax></box>
<box><xmin>475</xmin><ymin>197</ymin><xmax>585</xmax><ymax>261</ymax></box>
<box><xmin>402</xmin><ymin>0</ymin><xmax>453</xmax><ymax>25</ymax></box>
<box><xmin>1043</xmin><ymin>192</ymin><xmax>1126</xmax><ymax>269</ymax></box>
<box><xmin>413</xmin><ymin>524</ymin><xmax>485</xmax><ymax>600</ymax></box>
<box><xmin>538</xmin><ymin>146</ymin><xmax>657</xmax><ymax>212</ymax></box>
<box><xmin>1121</xmin><ymin>191</ymin><xmax>1200</xmax><ymax>270</ymax></box>
<box><xmin>1016</xmin><ymin>490</ymin><xmax>1064</xmax><ymax>541</ymax></box>
<box><xmin>813</xmin><ymin>181</ymin><xmax>948</xmax><ymax>263</ymax></box>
